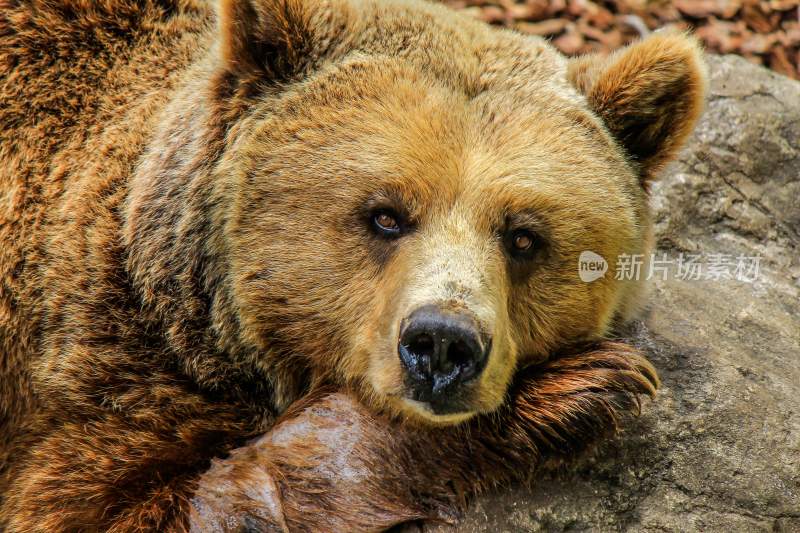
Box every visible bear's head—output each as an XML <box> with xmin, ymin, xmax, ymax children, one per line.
<box><xmin>130</xmin><ymin>0</ymin><xmax>706</xmax><ymax>424</ymax></box>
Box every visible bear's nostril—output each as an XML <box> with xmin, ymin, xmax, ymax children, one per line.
<box><xmin>446</xmin><ymin>340</ymin><xmax>472</xmax><ymax>370</ymax></box>
<box><xmin>408</xmin><ymin>334</ymin><xmax>434</xmax><ymax>357</ymax></box>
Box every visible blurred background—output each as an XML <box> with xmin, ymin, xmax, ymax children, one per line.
<box><xmin>442</xmin><ymin>0</ymin><xmax>800</xmax><ymax>79</ymax></box>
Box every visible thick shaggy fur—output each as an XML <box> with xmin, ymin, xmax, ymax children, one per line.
<box><xmin>0</xmin><ymin>0</ymin><xmax>704</xmax><ymax>530</ymax></box>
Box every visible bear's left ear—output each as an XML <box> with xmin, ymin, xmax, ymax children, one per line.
<box><xmin>568</xmin><ymin>31</ymin><xmax>708</xmax><ymax>186</ymax></box>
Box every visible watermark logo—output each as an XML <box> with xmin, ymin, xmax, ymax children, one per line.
<box><xmin>578</xmin><ymin>251</ymin><xmax>763</xmax><ymax>283</ymax></box>
<box><xmin>578</xmin><ymin>251</ymin><xmax>608</xmax><ymax>283</ymax></box>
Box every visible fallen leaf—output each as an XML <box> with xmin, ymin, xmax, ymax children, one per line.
<box><xmin>674</xmin><ymin>0</ymin><xmax>743</xmax><ymax>19</ymax></box>
<box><xmin>554</xmin><ymin>26</ymin><xmax>586</xmax><ymax>54</ymax></box>
<box><xmin>516</xmin><ymin>18</ymin><xmax>571</xmax><ymax>36</ymax></box>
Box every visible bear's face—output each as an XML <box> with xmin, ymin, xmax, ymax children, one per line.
<box><xmin>215</xmin><ymin>0</ymin><xmax>706</xmax><ymax>423</ymax></box>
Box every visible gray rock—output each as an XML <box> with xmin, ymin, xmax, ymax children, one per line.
<box><xmin>429</xmin><ymin>55</ymin><xmax>800</xmax><ymax>532</ymax></box>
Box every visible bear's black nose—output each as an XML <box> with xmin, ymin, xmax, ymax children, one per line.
<box><xmin>398</xmin><ymin>305</ymin><xmax>489</xmax><ymax>409</ymax></box>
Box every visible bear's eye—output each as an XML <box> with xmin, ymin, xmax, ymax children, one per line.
<box><xmin>513</xmin><ymin>231</ymin><xmax>533</xmax><ymax>251</ymax></box>
<box><xmin>371</xmin><ymin>210</ymin><xmax>401</xmax><ymax>237</ymax></box>
<box><xmin>508</xmin><ymin>229</ymin><xmax>537</xmax><ymax>257</ymax></box>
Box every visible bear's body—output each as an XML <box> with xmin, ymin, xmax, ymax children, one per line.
<box><xmin>0</xmin><ymin>3</ymin><xmax>255</xmax><ymax>528</ymax></box>
<box><xmin>0</xmin><ymin>0</ymin><xmax>704</xmax><ymax>530</ymax></box>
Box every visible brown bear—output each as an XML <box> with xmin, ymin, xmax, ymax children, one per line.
<box><xmin>0</xmin><ymin>0</ymin><xmax>706</xmax><ymax>530</ymax></box>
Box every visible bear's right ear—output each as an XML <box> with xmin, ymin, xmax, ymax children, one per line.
<box><xmin>218</xmin><ymin>0</ymin><xmax>334</xmax><ymax>80</ymax></box>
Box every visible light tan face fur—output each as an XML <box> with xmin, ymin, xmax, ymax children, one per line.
<box><xmin>215</xmin><ymin>0</ymin><xmax>706</xmax><ymax>424</ymax></box>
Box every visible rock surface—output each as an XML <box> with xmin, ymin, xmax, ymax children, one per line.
<box><xmin>427</xmin><ymin>55</ymin><xmax>800</xmax><ymax>532</ymax></box>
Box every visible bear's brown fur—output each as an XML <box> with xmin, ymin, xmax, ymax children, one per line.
<box><xmin>0</xmin><ymin>0</ymin><xmax>705</xmax><ymax>530</ymax></box>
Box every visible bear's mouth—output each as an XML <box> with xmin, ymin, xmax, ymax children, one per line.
<box><xmin>398</xmin><ymin>396</ymin><xmax>478</xmax><ymax>424</ymax></box>
<box><xmin>404</xmin><ymin>383</ymin><xmax>475</xmax><ymax>416</ymax></box>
